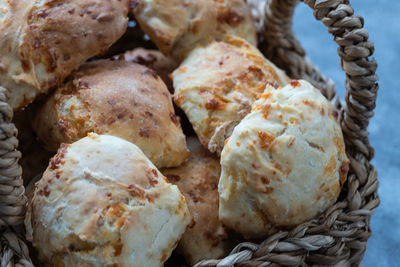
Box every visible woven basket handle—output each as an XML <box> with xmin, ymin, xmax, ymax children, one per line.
<box><xmin>0</xmin><ymin>87</ymin><xmax>33</xmax><ymax>266</ymax></box>
<box><xmin>259</xmin><ymin>0</ymin><xmax>378</xmax><ymax>163</ymax></box>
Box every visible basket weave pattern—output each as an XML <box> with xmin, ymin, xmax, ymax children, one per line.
<box><xmin>0</xmin><ymin>0</ymin><xmax>379</xmax><ymax>266</ymax></box>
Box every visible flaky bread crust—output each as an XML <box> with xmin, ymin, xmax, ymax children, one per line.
<box><xmin>30</xmin><ymin>134</ymin><xmax>191</xmax><ymax>267</ymax></box>
<box><xmin>162</xmin><ymin>137</ymin><xmax>234</xmax><ymax>265</ymax></box>
<box><xmin>219</xmin><ymin>80</ymin><xmax>349</xmax><ymax>239</ymax></box>
<box><xmin>173</xmin><ymin>36</ymin><xmax>289</xmax><ymax>154</ymax></box>
<box><xmin>32</xmin><ymin>59</ymin><xmax>189</xmax><ymax>168</ymax></box>
<box><xmin>0</xmin><ymin>0</ymin><xmax>129</xmax><ymax>110</ymax></box>
<box><xmin>133</xmin><ymin>0</ymin><xmax>257</xmax><ymax>61</ymax></box>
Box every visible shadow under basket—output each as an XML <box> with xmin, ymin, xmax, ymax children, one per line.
<box><xmin>0</xmin><ymin>0</ymin><xmax>379</xmax><ymax>266</ymax></box>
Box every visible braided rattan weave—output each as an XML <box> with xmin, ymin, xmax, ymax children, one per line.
<box><xmin>0</xmin><ymin>0</ymin><xmax>379</xmax><ymax>266</ymax></box>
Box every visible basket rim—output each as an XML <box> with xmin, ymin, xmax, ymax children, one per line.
<box><xmin>0</xmin><ymin>0</ymin><xmax>379</xmax><ymax>266</ymax></box>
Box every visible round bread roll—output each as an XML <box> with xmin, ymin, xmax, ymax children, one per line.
<box><xmin>122</xmin><ymin>48</ymin><xmax>178</xmax><ymax>93</ymax></box>
<box><xmin>219</xmin><ymin>80</ymin><xmax>350</xmax><ymax>239</ymax></box>
<box><xmin>172</xmin><ymin>35</ymin><xmax>289</xmax><ymax>154</ymax></box>
<box><xmin>0</xmin><ymin>0</ymin><xmax>130</xmax><ymax>110</ymax></box>
<box><xmin>162</xmin><ymin>137</ymin><xmax>235</xmax><ymax>265</ymax></box>
<box><xmin>132</xmin><ymin>0</ymin><xmax>257</xmax><ymax>61</ymax></box>
<box><xmin>32</xmin><ymin>58</ymin><xmax>189</xmax><ymax>168</ymax></box>
<box><xmin>30</xmin><ymin>134</ymin><xmax>191</xmax><ymax>266</ymax></box>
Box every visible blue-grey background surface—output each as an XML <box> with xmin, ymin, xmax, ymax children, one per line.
<box><xmin>292</xmin><ymin>1</ymin><xmax>400</xmax><ymax>265</ymax></box>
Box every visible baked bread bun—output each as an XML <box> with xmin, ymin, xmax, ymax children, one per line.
<box><xmin>0</xmin><ymin>0</ymin><xmax>130</xmax><ymax>110</ymax></box>
<box><xmin>173</xmin><ymin>35</ymin><xmax>289</xmax><ymax>154</ymax></box>
<box><xmin>30</xmin><ymin>134</ymin><xmax>191</xmax><ymax>266</ymax></box>
<box><xmin>219</xmin><ymin>80</ymin><xmax>350</xmax><ymax>239</ymax></box>
<box><xmin>132</xmin><ymin>0</ymin><xmax>257</xmax><ymax>61</ymax></box>
<box><xmin>122</xmin><ymin>48</ymin><xmax>178</xmax><ymax>92</ymax></box>
<box><xmin>162</xmin><ymin>137</ymin><xmax>234</xmax><ymax>265</ymax></box>
<box><xmin>32</xmin><ymin>58</ymin><xmax>189</xmax><ymax>168</ymax></box>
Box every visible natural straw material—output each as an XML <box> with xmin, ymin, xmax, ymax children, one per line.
<box><xmin>0</xmin><ymin>86</ymin><xmax>32</xmax><ymax>266</ymax></box>
<box><xmin>0</xmin><ymin>0</ymin><xmax>379</xmax><ymax>266</ymax></box>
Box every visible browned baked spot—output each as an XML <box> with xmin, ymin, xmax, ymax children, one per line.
<box><xmin>290</xmin><ymin>80</ymin><xmax>300</xmax><ymax>88</ymax></box>
<box><xmin>205</xmin><ymin>98</ymin><xmax>226</xmax><ymax>111</ymax></box>
<box><xmin>288</xmin><ymin>136</ymin><xmax>296</xmax><ymax>147</ymax></box>
<box><xmin>188</xmin><ymin>190</ymin><xmax>199</xmax><ymax>203</ymax></box>
<box><xmin>264</xmin><ymin>187</ymin><xmax>274</xmax><ymax>194</ymax></box>
<box><xmin>260</xmin><ymin>176</ymin><xmax>270</xmax><ymax>185</ymax></box>
<box><xmin>151</xmin><ymin>169</ymin><xmax>158</xmax><ymax>177</ymax></box>
<box><xmin>169</xmin><ymin>112</ymin><xmax>180</xmax><ymax>126</ymax></box>
<box><xmin>261</xmin><ymin>104</ymin><xmax>271</xmax><ymax>119</ymax></box>
<box><xmin>21</xmin><ymin>60</ymin><xmax>31</xmax><ymax>72</ymax></box>
<box><xmin>257</xmin><ymin>131</ymin><xmax>275</xmax><ymax>149</ymax></box>
<box><xmin>43</xmin><ymin>185</ymin><xmax>50</xmax><ymax>197</ymax></box>
<box><xmin>324</xmin><ymin>155</ymin><xmax>337</xmax><ymax>177</ymax></box>
<box><xmin>320</xmin><ymin>106</ymin><xmax>325</xmax><ymax>116</ymax></box>
<box><xmin>49</xmin><ymin>143</ymin><xmax>69</xmax><ymax>170</ymax></box>
<box><xmin>302</xmin><ymin>99</ymin><xmax>316</xmax><ymax>109</ymax></box>
<box><xmin>332</xmin><ymin>110</ymin><xmax>339</xmax><ymax>120</ymax></box>
<box><xmin>259</xmin><ymin>91</ymin><xmax>272</xmax><ymax>99</ymax></box>
<box><xmin>146</xmin><ymin>191</ymin><xmax>160</xmax><ymax>203</ymax></box>
<box><xmin>112</xmin><ymin>241</ymin><xmax>123</xmax><ymax>256</ymax></box>
<box><xmin>165</xmin><ymin>174</ymin><xmax>181</xmax><ymax>182</ymax></box>
<box><xmin>217</xmin><ymin>10</ymin><xmax>244</xmax><ymax>26</ymax></box>
<box><xmin>307</xmin><ymin>141</ymin><xmax>325</xmax><ymax>152</ymax></box>
<box><xmin>139</xmin><ymin>127</ymin><xmax>150</xmax><ymax>137</ymax></box>
<box><xmin>128</xmin><ymin>184</ymin><xmax>145</xmax><ymax>198</ymax></box>
<box><xmin>248</xmin><ymin>66</ymin><xmax>265</xmax><ymax>81</ymax></box>
<box><xmin>339</xmin><ymin>160</ymin><xmax>350</xmax><ymax>186</ymax></box>
<box><xmin>333</xmin><ymin>136</ymin><xmax>346</xmax><ymax>156</ymax></box>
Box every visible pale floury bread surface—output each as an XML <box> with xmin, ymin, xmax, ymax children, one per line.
<box><xmin>132</xmin><ymin>0</ymin><xmax>257</xmax><ymax>61</ymax></box>
<box><xmin>32</xmin><ymin>59</ymin><xmax>189</xmax><ymax>168</ymax></box>
<box><xmin>30</xmin><ymin>134</ymin><xmax>191</xmax><ymax>267</ymax></box>
<box><xmin>173</xmin><ymin>35</ymin><xmax>289</xmax><ymax>154</ymax></box>
<box><xmin>0</xmin><ymin>0</ymin><xmax>129</xmax><ymax>110</ymax></box>
<box><xmin>162</xmin><ymin>137</ymin><xmax>234</xmax><ymax>265</ymax></box>
<box><xmin>219</xmin><ymin>80</ymin><xmax>350</xmax><ymax>239</ymax></box>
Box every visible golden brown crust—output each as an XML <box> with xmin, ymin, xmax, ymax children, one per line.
<box><xmin>133</xmin><ymin>0</ymin><xmax>257</xmax><ymax>61</ymax></box>
<box><xmin>0</xmin><ymin>0</ymin><xmax>130</xmax><ymax>110</ymax></box>
<box><xmin>173</xmin><ymin>36</ymin><xmax>289</xmax><ymax>154</ymax></box>
<box><xmin>219</xmin><ymin>80</ymin><xmax>350</xmax><ymax>239</ymax></box>
<box><xmin>30</xmin><ymin>134</ymin><xmax>191</xmax><ymax>266</ymax></box>
<box><xmin>32</xmin><ymin>59</ymin><xmax>189</xmax><ymax>168</ymax></box>
<box><xmin>162</xmin><ymin>137</ymin><xmax>235</xmax><ymax>265</ymax></box>
<box><xmin>121</xmin><ymin>48</ymin><xmax>178</xmax><ymax>93</ymax></box>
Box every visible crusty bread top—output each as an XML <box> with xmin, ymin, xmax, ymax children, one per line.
<box><xmin>0</xmin><ymin>0</ymin><xmax>129</xmax><ymax>110</ymax></box>
<box><xmin>30</xmin><ymin>134</ymin><xmax>191</xmax><ymax>267</ymax></box>
<box><xmin>133</xmin><ymin>0</ymin><xmax>257</xmax><ymax>61</ymax></box>
<box><xmin>122</xmin><ymin>48</ymin><xmax>178</xmax><ymax>92</ymax></box>
<box><xmin>162</xmin><ymin>137</ymin><xmax>234</xmax><ymax>265</ymax></box>
<box><xmin>32</xmin><ymin>59</ymin><xmax>189</xmax><ymax>168</ymax></box>
<box><xmin>173</xmin><ymin>35</ymin><xmax>289</xmax><ymax>154</ymax></box>
<box><xmin>219</xmin><ymin>80</ymin><xmax>349</xmax><ymax>239</ymax></box>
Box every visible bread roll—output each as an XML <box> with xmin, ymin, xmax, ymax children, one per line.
<box><xmin>30</xmin><ymin>134</ymin><xmax>191</xmax><ymax>266</ymax></box>
<box><xmin>122</xmin><ymin>48</ymin><xmax>178</xmax><ymax>92</ymax></box>
<box><xmin>173</xmin><ymin>35</ymin><xmax>289</xmax><ymax>154</ymax></box>
<box><xmin>0</xmin><ymin>0</ymin><xmax>129</xmax><ymax>110</ymax></box>
<box><xmin>132</xmin><ymin>0</ymin><xmax>257</xmax><ymax>61</ymax></box>
<box><xmin>162</xmin><ymin>137</ymin><xmax>234</xmax><ymax>265</ymax></box>
<box><xmin>32</xmin><ymin>59</ymin><xmax>189</xmax><ymax>168</ymax></box>
<box><xmin>219</xmin><ymin>80</ymin><xmax>350</xmax><ymax>239</ymax></box>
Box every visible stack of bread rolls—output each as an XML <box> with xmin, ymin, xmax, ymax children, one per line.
<box><xmin>1</xmin><ymin>0</ymin><xmax>349</xmax><ymax>266</ymax></box>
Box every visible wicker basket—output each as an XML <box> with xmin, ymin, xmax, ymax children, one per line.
<box><xmin>0</xmin><ymin>0</ymin><xmax>379</xmax><ymax>266</ymax></box>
